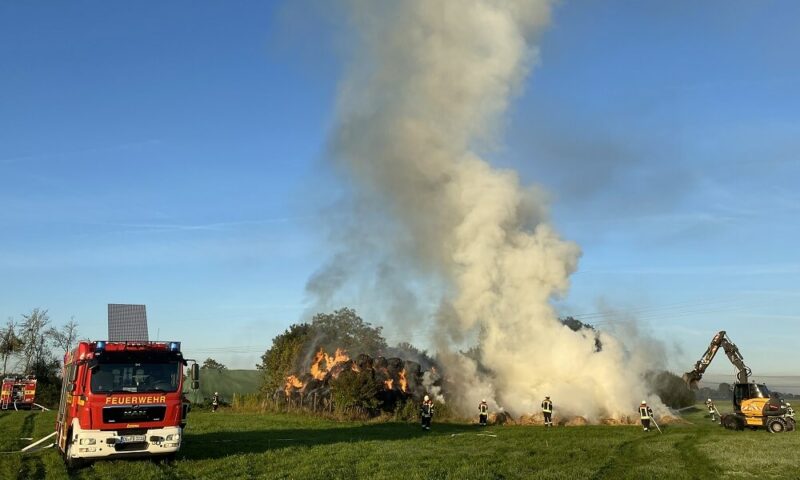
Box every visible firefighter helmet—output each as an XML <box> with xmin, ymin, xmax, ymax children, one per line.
<box><xmin>424</xmin><ymin>395</ymin><xmax>430</xmax><ymax>401</ymax></box>
<box><xmin>641</xmin><ymin>400</ymin><xmax>647</xmax><ymax>404</ymax></box>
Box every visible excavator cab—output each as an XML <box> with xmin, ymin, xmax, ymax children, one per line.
<box><xmin>732</xmin><ymin>383</ymin><xmax>770</xmax><ymax>412</ymax></box>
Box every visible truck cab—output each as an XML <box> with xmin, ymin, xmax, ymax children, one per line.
<box><xmin>56</xmin><ymin>340</ymin><xmax>199</xmax><ymax>467</ymax></box>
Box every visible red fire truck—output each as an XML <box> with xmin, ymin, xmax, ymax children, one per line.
<box><xmin>1</xmin><ymin>375</ymin><xmax>37</xmax><ymax>410</ymax></box>
<box><xmin>56</xmin><ymin>340</ymin><xmax>199</xmax><ymax>467</ymax></box>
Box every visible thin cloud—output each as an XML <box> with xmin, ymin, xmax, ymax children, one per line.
<box><xmin>0</xmin><ymin>139</ymin><xmax>162</xmax><ymax>165</ymax></box>
<box><xmin>579</xmin><ymin>263</ymin><xmax>800</xmax><ymax>276</ymax></box>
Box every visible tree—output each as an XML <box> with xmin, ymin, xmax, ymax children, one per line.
<box><xmin>310</xmin><ymin>308</ymin><xmax>387</xmax><ymax>355</ymax></box>
<box><xmin>559</xmin><ymin>316</ymin><xmax>602</xmax><ymax>352</ymax></box>
<box><xmin>28</xmin><ymin>356</ymin><xmax>62</xmax><ymax>408</ymax></box>
<box><xmin>1</xmin><ymin>318</ymin><xmax>24</xmax><ymax>376</ymax></box>
<box><xmin>647</xmin><ymin>371</ymin><xmax>695</xmax><ymax>409</ymax></box>
<box><xmin>20</xmin><ymin>308</ymin><xmax>51</xmax><ymax>375</ymax></box>
<box><xmin>718</xmin><ymin>383</ymin><xmax>732</xmax><ymax>397</ymax></box>
<box><xmin>257</xmin><ymin>323</ymin><xmax>312</xmax><ymax>396</ymax></box>
<box><xmin>47</xmin><ymin>317</ymin><xmax>79</xmax><ymax>355</ymax></box>
<box><xmin>201</xmin><ymin>358</ymin><xmax>227</xmax><ymax>370</ymax></box>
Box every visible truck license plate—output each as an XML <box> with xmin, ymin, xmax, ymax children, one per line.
<box><xmin>120</xmin><ymin>435</ymin><xmax>146</xmax><ymax>443</ymax></box>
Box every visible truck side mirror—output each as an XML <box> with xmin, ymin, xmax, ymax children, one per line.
<box><xmin>190</xmin><ymin>363</ymin><xmax>199</xmax><ymax>390</ymax></box>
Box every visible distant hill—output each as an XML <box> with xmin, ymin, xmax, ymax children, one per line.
<box><xmin>184</xmin><ymin>369</ymin><xmax>261</xmax><ymax>404</ymax></box>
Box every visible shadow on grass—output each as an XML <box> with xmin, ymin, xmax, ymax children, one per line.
<box><xmin>180</xmin><ymin>422</ymin><xmax>479</xmax><ymax>460</ymax></box>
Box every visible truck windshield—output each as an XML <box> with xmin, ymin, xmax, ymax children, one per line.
<box><xmin>90</xmin><ymin>362</ymin><xmax>180</xmax><ymax>394</ymax></box>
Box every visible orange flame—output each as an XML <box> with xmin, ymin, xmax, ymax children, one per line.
<box><xmin>286</xmin><ymin>347</ymin><xmax>353</xmax><ymax>392</ymax></box>
<box><xmin>309</xmin><ymin>348</ymin><xmax>352</xmax><ymax>380</ymax></box>
<box><xmin>284</xmin><ymin>375</ymin><xmax>304</xmax><ymax>395</ymax></box>
<box><xmin>384</xmin><ymin>379</ymin><xmax>394</xmax><ymax>390</ymax></box>
<box><xmin>398</xmin><ymin>369</ymin><xmax>408</xmax><ymax>392</ymax></box>
<box><xmin>309</xmin><ymin>350</ymin><xmax>328</xmax><ymax>380</ymax></box>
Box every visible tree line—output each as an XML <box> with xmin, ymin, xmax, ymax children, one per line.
<box><xmin>1</xmin><ymin>308</ymin><xmax>80</xmax><ymax>407</ymax></box>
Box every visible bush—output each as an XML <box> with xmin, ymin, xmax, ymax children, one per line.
<box><xmin>231</xmin><ymin>393</ymin><xmax>267</xmax><ymax>412</ymax></box>
<box><xmin>330</xmin><ymin>369</ymin><xmax>381</xmax><ymax>413</ymax></box>
<box><xmin>394</xmin><ymin>399</ymin><xmax>419</xmax><ymax>421</ymax></box>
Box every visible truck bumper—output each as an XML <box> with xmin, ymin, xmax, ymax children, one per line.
<box><xmin>69</xmin><ymin>424</ymin><xmax>182</xmax><ymax>459</ymax></box>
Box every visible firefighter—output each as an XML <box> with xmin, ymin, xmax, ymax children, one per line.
<box><xmin>786</xmin><ymin>402</ymin><xmax>794</xmax><ymax>418</ymax></box>
<box><xmin>541</xmin><ymin>396</ymin><xmax>553</xmax><ymax>427</ymax></box>
<box><xmin>212</xmin><ymin>392</ymin><xmax>220</xmax><ymax>413</ymax></box>
<box><xmin>705</xmin><ymin>398</ymin><xmax>716</xmax><ymax>421</ymax></box>
<box><xmin>639</xmin><ymin>400</ymin><xmax>653</xmax><ymax>431</ymax></box>
<box><xmin>478</xmin><ymin>399</ymin><xmax>489</xmax><ymax>426</ymax></box>
<box><xmin>420</xmin><ymin>395</ymin><xmax>434</xmax><ymax>430</ymax></box>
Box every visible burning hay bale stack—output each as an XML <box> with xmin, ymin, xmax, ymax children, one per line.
<box><xmin>276</xmin><ymin>347</ymin><xmax>438</xmax><ymax>413</ymax></box>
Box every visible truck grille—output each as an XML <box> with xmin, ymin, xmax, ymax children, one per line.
<box><xmin>103</xmin><ymin>405</ymin><xmax>167</xmax><ymax>423</ymax></box>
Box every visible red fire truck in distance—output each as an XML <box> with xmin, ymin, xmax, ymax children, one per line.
<box><xmin>1</xmin><ymin>375</ymin><xmax>37</xmax><ymax>410</ymax></box>
<box><xmin>56</xmin><ymin>340</ymin><xmax>199</xmax><ymax>467</ymax></box>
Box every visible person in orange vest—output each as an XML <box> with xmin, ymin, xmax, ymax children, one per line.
<box><xmin>639</xmin><ymin>400</ymin><xmax>653</xmax><ymax>431</ymax></box>
<box><xmin>541</xmin><ymin>396</ymin><xmax>553</xmax><ymax>427</ymax></box>
<box><xmin>478</xmin><ymin>399</ymin><xmax>489</xmax><ymax>426</ymax></box>
<box><xmin>420</xmin><ymin>395</ymin><xmax>434</xmax><ymax>431</ymax></box>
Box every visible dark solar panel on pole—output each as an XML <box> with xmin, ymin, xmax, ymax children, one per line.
<box><xmin>108</xmin><ymin>304</ymin><xmax>149</xmax><ymax>341</ymax></box>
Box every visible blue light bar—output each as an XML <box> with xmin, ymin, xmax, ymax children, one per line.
<box><xmin>169</xmin><ymin>342</ymin><xmax>181</xmax><ymax>352</ymax></box>
<box><xmin>96</xmin><ymin>341</ymin><xmax>106</xmax><ymax>351</ymax></box>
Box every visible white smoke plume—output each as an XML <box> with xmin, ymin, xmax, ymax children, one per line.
<box><xmin>310</xmin><ymin>0</ymin><xmax>665</xmax><ymax>420</ymax></box>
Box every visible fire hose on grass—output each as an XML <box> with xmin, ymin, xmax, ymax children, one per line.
<box><xmin>0</xmin><ymin>431</ymin><xmax>56</xmax><ymax>455</ymax></box>
<box><xmin>651</xmin><ymin>416</ymin><xmax>663</xmax><ymax>434</ymax></box>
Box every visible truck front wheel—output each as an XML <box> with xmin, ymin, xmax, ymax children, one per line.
<box><xmin>63</xmin><ymin>437</ymin><xmax>85</xmax><ymax>470</ymax></box>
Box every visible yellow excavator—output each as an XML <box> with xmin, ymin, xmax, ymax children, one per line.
<box><xmin>683</xmin><ymin>330</ymin><xmax>795</xmax><ymax>433</ymax></box>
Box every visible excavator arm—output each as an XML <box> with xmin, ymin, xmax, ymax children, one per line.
<box><xmin>683</xmin><ymin>330</ymin><xmax>752</xmax><ymax>389</ymax></box>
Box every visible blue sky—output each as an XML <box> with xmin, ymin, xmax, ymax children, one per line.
<box><xmin>1</xmin><ymin>1</ymin><xmax>798</xmax><ymax>378</ymax></box>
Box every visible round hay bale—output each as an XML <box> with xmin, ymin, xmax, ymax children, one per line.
<box><xmin>564</xmin><ymin>416</ymin><xmax>589</xmax><ymax>426</ymax></box>
<box><xmin>600</xmin><ymin>415</ymin><xmax>638</xmax><ymax>425</ymax></box>
<box><xmin>517</xmin><ymin>413</ymin><xmax>544</xmax><ymax>425</ymax></box>
<box><xmin>657</xmin><ymin>415</ymin><xmax>689</xmax><ymax>425</ymax></box>
<box><xmin>488</xmin><ymin>411</ymin><xmax>515</xmax><ymax>425</ymax></box>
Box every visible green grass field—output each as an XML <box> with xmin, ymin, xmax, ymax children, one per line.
<box><xmin>184</xmin><ymin>369</ymin><xmax>261</xmax><ymax>404</ymax></box>
<box><xmin>1</xmin><ymin>406</ymin><xmax>798</xmax><ymax>480</ymax></box>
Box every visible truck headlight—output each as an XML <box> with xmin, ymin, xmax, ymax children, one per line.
<box><xmin>165</xmin><ymin>434</ymin><xmax>181</xmax><ymax>441</ymax></box>
<box><xmin>79</xmin><ymin>438</ymin><xmax>96</xmax><ymax>445</ymax></box>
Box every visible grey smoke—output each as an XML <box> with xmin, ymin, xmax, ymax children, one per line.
<box><xmin>309</xmin><ymin>0</ymin><xmax>665</xmax><ymax>420</ymax></box>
